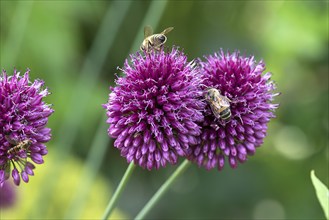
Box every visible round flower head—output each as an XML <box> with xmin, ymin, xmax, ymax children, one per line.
<box><xmin>103</xmin><ymin>48</ymin><xmax>205</xmax><ymax>170</ymax></box>
<box><xmin>0</xmin><ymin>69</ymin><xmax>54</xmax><ymax>186</ymax></box>
<box><xmin>189</xmin><ymin>50</ymin><xmax>279</xmax><ymax>170</ymax></box>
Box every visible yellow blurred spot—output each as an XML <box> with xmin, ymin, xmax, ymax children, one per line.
<box><xmin>253</xmin><ymin>199</ymin><xmax>285</xmax><ymax>219</ymax></box>
<box><xmin>274</xmin><ymin>126</ymin><xmax>314</xmax><ymax>160</ymax></box>
<box><xmin>0</xmin><ymin>153</ymin><xmax>127</xmax><ymax>219</ymax></box>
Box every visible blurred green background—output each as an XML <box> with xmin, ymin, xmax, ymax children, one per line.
<box><xmin>0</xmin><ymin>0</ymin><xmax>328</xmax><ymax>219</ymax></box>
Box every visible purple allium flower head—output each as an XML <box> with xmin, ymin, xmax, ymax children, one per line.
<box><xmin>189</xmin><ymin>49</ymin><xmax>279</xmax><ymax>170</ymax></box>
<box><xmin>103</xmin><ymin>48</ymin><xmax>205</xmax><ymax>170</ymax></box>
<box><xmin>0</xmin><ymin>69</ymin><xmax>54</xmax><ymax>186</ymax></box>
<box><xmin>0</xmin><ymin>181</ymin><xmax>16</xmax><ymax>208</ymax></box>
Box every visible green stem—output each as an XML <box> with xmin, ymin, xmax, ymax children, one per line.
<box><xmin>134</xmin><ymin>159</ymin><xmax>191</xmax><ymax>220</ymax></box>
<box><xmin>65</xmin><ymin>0</ymin><xmax>170</xmax><ymax>218</ymax></box>
<box><xmin>128</xmin><ymin>0</ymin><xmax>169</xmax><ymax>54</ymax></box>
<box><xmin>102</xmin><ymin>162</ymin><xmax>136</xmax><ymax>220</ymax></box>
<box><xmin>63</xmin><ymin>116</ymin><xmax>110</xmax><ymax>218</ymax></box>
<box><xmin>28</xmin><ymin>2</ymin><xmax>132</xmax><ymax>218</ymax></box>
<box><xmin>1</xmin><ymin>0</ymin><xmax>34</xmax><ymax>66</ymax></box>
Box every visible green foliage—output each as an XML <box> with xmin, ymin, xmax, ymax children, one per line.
<box><xmin>311</xmin><ymin>170</ymin><xmax>329</xmax><ymax>220</ymax></box>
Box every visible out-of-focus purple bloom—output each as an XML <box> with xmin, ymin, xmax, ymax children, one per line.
<box><xmin>0</xmin><ymin>181</ymin><xmax>16</xmax><ymax>208</ymax></box>
<box><xmin>103</xmin><ymin>48</ymin><xmax>205</xmax><ymax>170</ymax></box>
<box><xmin>189</xmin><ymin>50</ymin><xmax>279</xmax><ymax>170</ymax></box>
<box><xmin>0</xmin><ymin>69</ymin><xmax>54</xmax><ymax>186</ymax></box>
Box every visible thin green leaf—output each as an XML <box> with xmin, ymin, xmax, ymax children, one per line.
<box><xmin>311</xmin><ymin>170</ymin><xmax>329</xmax><ymax>220</ymax></box>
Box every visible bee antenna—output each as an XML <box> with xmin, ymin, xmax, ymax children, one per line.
<box><xmin>199</xmin><ymin>83</ymin><xmax>208</xmax><ymax>89</ymax></box>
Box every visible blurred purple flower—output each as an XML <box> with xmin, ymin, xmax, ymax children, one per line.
<box><xmin>189</xmin><ymin>50</ymin><xmax>279</xmax><ymax>170</ymax></box>
<box><xmin>0</xmin><ymin>181</ymin><xmax>16</xmax><ymax>208</ymax></box>
<box><xmin>103</xmin><ymin>48</ymin><xmax>205</xmax><ymax>170</ymax></box>
<box><xmin>0</xmin><ymin>69</ymin><xmax>54</xmax><ymax>186</ymax></box>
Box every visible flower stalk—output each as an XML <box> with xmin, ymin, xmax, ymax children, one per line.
<box><xmin>102</xmin><ymin>162</ymin><xmax>136</xmax><ymax>220</ymax></box>
<box><xmin>134</xmin><ymin>159</ymin><xmax>191</xmax><ymax>220</ymax></box>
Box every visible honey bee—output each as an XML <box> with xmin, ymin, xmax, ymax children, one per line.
<box><xmin>205</xmin><ymin>88</ymin><xmax>232</xmax><ymax>122</ymax></box>
<box><xmin>140</xmin><ymin>25</ymin><xmax>174</xmax><ymax>53</ymax></box>
<box><xmin>7</xmin><ymin>139</ymin><xmax>32</xmax><ymax>155</ymax></box>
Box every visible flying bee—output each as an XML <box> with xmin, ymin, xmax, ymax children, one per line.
<box><xmin>7</xmin><ymin>139</ymin><xmax>32</xmax><ymax>155</ymax></box>
<box><xmin>205</xmin><ymin>88</ymin><xmax>232</xmax><ymax>122</ymax></box>
<box><xmin>140</xmin><ymin>25</ymin><xmax>174</xmax><ymax>53</ymax></box>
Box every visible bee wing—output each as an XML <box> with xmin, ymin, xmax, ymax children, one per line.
<box><xmin>225</xmin><ymin>96</ymin><xmax>232</xmax><ymax>102</ymax></box>
<box><xmin>219</xmin><ymin>95</ymin><xmax>231</xmax><ymax>107</ymax></box>
<box><xmin>24</xmin><ymin>140</ymin><xmax>32</xmax><ymax>149</ymax></box>
<box><xmin>161</xmin><ymin>27</ymin><xmax>174</xmax><ymax>35</ymax></box>
<box><xmin>4</xmin><ymin>135</ymin><xmax>18</xmax><ymax>145</ymax></box>
<box><xmin>144</xmin><ymin>25</ymin><xmax>153</xmax><ymax>38</ymax></box>
<box><xmin>209</xmin><ymin>102</ymin><xmax>222</xmax><ymax>119</ymax></box>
